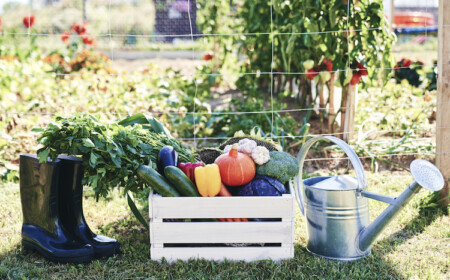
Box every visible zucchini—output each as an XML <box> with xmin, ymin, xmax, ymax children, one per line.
<box><xmin>164</xmin><ymin>166</ymin><xmax>200</xmax><ymax>197</ymax></box>
<box><xmin>137</xmin><ymin>165</ymin><xmax>180</xmax><ymax>197</ymax></box>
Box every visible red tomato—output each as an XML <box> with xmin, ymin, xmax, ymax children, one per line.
<box><xmin>350</xmin><ymin>73</ymin><xmax>361</xmax><ymax>85</ymax></box>
<box><xmin>23</xmin><ymin>15</ymin><xmax>35</xmax><ymax>28</ymax></box>
<box><xmin>203</xmin><ymin>53</ymin><xmax>213</xmax><ymax>61</ymax></box>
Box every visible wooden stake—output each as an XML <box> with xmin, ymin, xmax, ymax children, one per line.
<box><xmin>340</xmin><ymin>86</ymin><xmax>348</xmax><ymax>140</ymax></box>
<box><xmin>319</xmin><ymin>82</ymin><xmax>325</xmax><ymax>134</ymax></box>
<box><xmin>343</xmin><ymin>84</ymin><xmax>356</xmax><ymax>142</ymax></box>
<box><xmin>436</xmin><ymin>0</ymin><xmax>450</xmax><ymax>206</ymax></box>
<box><xmin>328</xmin><ymin>73</ymin><xmax>336</xmax><ymax>134</ymax></box>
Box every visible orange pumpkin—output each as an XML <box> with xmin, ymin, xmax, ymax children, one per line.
<box><xmin>215</xmin><ymin>144</ymin><xmax>255</xmax><ymax>186</ymax></box>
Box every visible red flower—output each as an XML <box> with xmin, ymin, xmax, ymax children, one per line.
<box><xmin>356</xmin><ymin>62</ymin><xmax>367</xmax><ymax>76</ymax></box>
<box><xmin>82</xmin><ymin>34</ymin><xmax>96</xmax><ymax>46</ymax></box>
<box><xmin>350</xmin><ymin>72</ymin><xmax>361</xmax><ymax>85</ymax></box>
<box><xmin>323</xmin><ymin>58</ymin><xmax>333</xmax><ymax>72</ymax></box>
<box><xmin>402</xmin><ymin>59</ymin><xmax>412</xmax><ymax>68</ymax></box>
<box><xmin>203</xmin><ymin>53</ymin><xmax>213</xmax><ymax>61</ymax></box>
<box><xmin>72</xmin><ymin>21</ymin><xmax>87</xmax><ymax>35</ymax></box>
<box><xmin>61</xmin><ymin>32</ymin><xmax>72</xmax><ymax>44</ymax></box>
<box><xmin>306</xmin><ymin>67</ymin><xmax>319</xmax><ymax>80</ymax></box>
<box><xmin>23</xmin><ymin>15</ymin><xmax>35</xmax><ymax>28</ymax></box>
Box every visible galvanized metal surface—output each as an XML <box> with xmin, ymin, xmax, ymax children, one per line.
<box><xmin>303</xmin><ymin>176</ymin><xmax>370</xmax><ymax>260</ymax></box>
<box><xmin>294</xmin><ymin>136</ymin><xmax>445</xmax><ymax>262</ymax></box>
<box><xmin>295</xmin><ymin>136</ymin><xmax>368</xmax><ymax>216</ymax></box>
<box><xmin>410</xmin><ymin>159</ymin><xmax>445</xmax><ymax>191</ymax></box>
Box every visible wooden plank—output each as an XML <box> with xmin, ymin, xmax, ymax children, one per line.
<box><xmin>436</xmin><ymin>0</ymin><xmax>450</xmax><ymax>206</ymax></box>
<box><xmin>150</xmin><ymin>246</ymin><xmax>293</xmax><ymax>263</ymax></box>
<box><xmin>151</xmin><ymin>221</ymin><xmax>292</xmax><ymax>244</ymax></box>
<box><xmin>150</xmin><ymin>196</ymin><xmax>294</xmax><ymax>219</ymax></box>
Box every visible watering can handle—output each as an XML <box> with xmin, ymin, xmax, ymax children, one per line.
<box><xmin>294</xmin><ymin>136</ymin><xmax>368</xmax><ymax>215</ymax></box>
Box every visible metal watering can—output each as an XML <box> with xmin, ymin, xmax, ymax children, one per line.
<box><xmin>294</xmin><ymin>136</ymin><xmax>444</xmax><ymax>261</ymax></box>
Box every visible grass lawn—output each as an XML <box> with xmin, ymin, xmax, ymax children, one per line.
<box><xmin>0</xmin><ymin>172</ymin><xmax>448</xmax><ymax>280</ymax></box>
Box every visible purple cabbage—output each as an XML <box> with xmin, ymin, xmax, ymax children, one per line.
<box><xmin>237</xmin><ymin>175</ymin><xmax>286</xmax><ymax>196</ymax></box>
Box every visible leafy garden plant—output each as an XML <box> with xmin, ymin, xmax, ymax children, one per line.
<box><xmin>35</xmin><ymin>114</ymin><xmax>196</xmax><ymax>199</ymax></box>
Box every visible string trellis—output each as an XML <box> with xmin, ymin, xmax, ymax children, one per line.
<box><xmin>0</xmin><ymin>0</ymin><xmax>443</xmax><ymax>172</ymax></box>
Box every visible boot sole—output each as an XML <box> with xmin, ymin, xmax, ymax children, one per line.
<box><xmin>22</xmin><ymin>240</ymin><xmax>94</xmax><ymax>264</ymax></box>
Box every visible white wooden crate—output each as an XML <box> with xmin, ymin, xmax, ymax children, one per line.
<box><xmin>149</xmin><ymin>183</ymin><xmax>295</xmax><ymax>263</ymax></box>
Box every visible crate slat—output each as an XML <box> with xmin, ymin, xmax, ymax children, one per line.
<box><xmin>151</xmin><ymin>221</ymin><xmax>293</xmax><ymax>244</ymax></box>
<box><xmin>150</xmin><ymin>246</ymin><xmax>294</xmax><ymax>263</ymax></box>
<box><xmin>150</xmin><ymin>196</ymin><xmax>294</xmax><ymax>219</ymax></box>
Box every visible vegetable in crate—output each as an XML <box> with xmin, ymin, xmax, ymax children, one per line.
<box><xmin>219</xmin><ymin>135</ymin><xmax>281</xmax><ymax>152</ymax></box>
<box><xmin>178</xmin><ymin>162</ymin><xmax>204</xmax><ymax>183</ymax></box>
<box><xmin>157</xmin><ymin>146</ymin><xmax>178</xmax><ymax>175</ymax></box>
<box><xmin>215</xmin><ymin>144</ymin><xmax>255</xmax><ymax>187</ymax></box>
<box><xmin>164</xmin><ymin>166</ymin><xmax>199</xmax><ymax>197</ymax></box>
<box><xmin>218</xmin><ymin>183</ymin><xmax>247</xmax><ymax>222</ymax></box>
<box><xmin>251</xmin><ymin>146</ymin><xmax>270</xmax><ymax>165</ymax></box>
<box><xmin>137</xmin><ymin>165</ymin><xmax>180</xmax><ymax>197</ymax></box>
<box><xmin>224</xmin><ymin>138</ymin><xmax>270</xmax><ymax>165</ymax></box>
<box><xmin>237</xmin><ymin>175</ymin><xmax>286</xmax><ymax>197</ymax></box>
<box><xmin>256</xmin><ymin>151</ymin><xmax>299</xmax><ymax>184</ymax></box>
<box><xmin>237</xmin><ymin>139</ymin><xmax>257</xmax><ymax>155</ymax></box>
<box><xmin>197</xmin><ymin>148</ymin><xmax>223</xmax><ymax>164</ymax></box>
<box><xmin>194</xmin><ymin>164</ymin><xmax>221</xmax><ymax>197</ymax></box>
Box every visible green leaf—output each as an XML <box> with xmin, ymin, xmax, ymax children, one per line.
<box><xmin>118</xmin><ymin>113</ymin><xmax>149</xmax><ymax>127</ymax></box>
<box><xmin>303</xmin><ymin>34</ymin><xmax>311</xmax><ymax>47</ymax></box>
<box><xmin>329</xmin><ymin>8</ymin><xmax>337</xmax><ymax>28</ymax></box>
<box><xmin>147</xmin><ymin>117</ymin><xmax>172</xmax><ymax>138</ymax></box>
<box><xmin>89</xmin><ymin>175</ymin><xmax>98</xmax><ymax>190</ymax></box>
<box><xmin>82</xmin><ymin>138</ymin><xmax>95</xmax><ymax>148</ymax></box>
<box><xmin>110</xmin><ymin>156</ymin><xmax>121</xmax><ymax>168</ymax></box>
<box><xmin>319</xmin><ymin>44</ymin><xmax>327</xmax><ymax>52</ymax></box>
<box><xmin>126</xmin><ymin>145</ymin><xmax>137</xmax><ymax>154</ymax></box>
<box><xmin>38</xmin><ymin>149</ymin><xmax>50</xmax><ymax>163</ymax></box>
<box><xmin>127</xmin><ymin>192</ymin><xmax>149</xmax><ymax>230</ymax></box>
<box><xmin>90</xmin><ymin>152</ymin><xmax>100</xmax><ymax>168</ymax></box>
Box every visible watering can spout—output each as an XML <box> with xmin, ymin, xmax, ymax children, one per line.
<box><xmin>358</xmin><ymin>182</ymin><xmax>420</xmax><ymax>252</ymax></box>
<box><xmin>358</xmin><ymin>159</ymin><xmax>444</xmax><ymax>252</ymax></box>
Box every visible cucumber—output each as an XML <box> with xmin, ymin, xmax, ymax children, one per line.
<box><xmin>164</xmin><ymin>166</ymin><xmax>200</xmax><ymax>197</ymax></box>
<box><xmin>137</xmin><ymin>165</ymin><xmax>180</xmax><ymax>197</ymax></box>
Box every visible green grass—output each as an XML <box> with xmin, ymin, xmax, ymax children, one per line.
<box><xmin>0</xmin><ymin>172</ymin><xmax>448</xmax><ymax>279</ymax></box>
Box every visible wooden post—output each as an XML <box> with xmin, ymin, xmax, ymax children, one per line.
<box><xmin>343</xmin><ymin>85</ymin><xmax>356</xmax><ymax>142</ymax></box>
<box><xmin>319</xmin><ymin>82</ymin><xmax>325</xmax><ymax>134</ymax></box>
<box><xmin>436</xmin><ymin>0</ymin><xmax>450</xmax><ymax>206</ymax></box>
<box><xmin>328</xmin><ymin>73</ymin><xmax>336</xmax><ymax>134</ymax></box>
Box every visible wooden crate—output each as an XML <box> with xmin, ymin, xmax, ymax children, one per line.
<box><xmin>149</xmin><ymin>183</ymin><xmax>295</xmax><ymax>263</ymax></box>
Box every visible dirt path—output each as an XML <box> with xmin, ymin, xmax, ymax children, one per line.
<box><xmin>111</xmin><ymin>58</ymin><xmax>206</xmax><ymax>75</ymax></box>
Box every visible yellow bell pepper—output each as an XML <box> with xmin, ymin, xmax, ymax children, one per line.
<box><xmin>194</xmin><ymin>164</ymin><xmax>222</xmax><ymax>197</ymax></box>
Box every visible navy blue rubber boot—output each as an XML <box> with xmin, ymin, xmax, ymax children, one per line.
<box><xmin>58</xmin><ymin>155</ymin><xmax>121</xmax><ymax>259</ymax></box>
<box><xmin>20</xmin><ymin>154</ymin><xmax>95</xmax><ymax>263</ymax></box>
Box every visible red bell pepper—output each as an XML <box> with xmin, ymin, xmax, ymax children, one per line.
<box><xmin>177</xmin><ymin>162</ymin><xmax>204</xmax><ymax>183</ymax></box>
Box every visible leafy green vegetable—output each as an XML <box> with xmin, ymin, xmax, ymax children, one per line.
<box><xmin>36</xmin><ymin>114</ymin><xmax>197</xmax><ymax>199</ymax></box>
<box><xmin>256</xmin><ymin>151</ymin><xmax>299</xmax><ymax>184</ymax></box>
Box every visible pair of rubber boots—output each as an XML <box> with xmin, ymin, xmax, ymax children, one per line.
<box><xmin>20</xmin><ymin>154</ymin><xmax>121</xmax><ymax>263</ymax></box>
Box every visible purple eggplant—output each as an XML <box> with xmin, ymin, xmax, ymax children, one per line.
<box><xmin>157</xmin><ymin>146</ymin><xmax>178</xmax><ymax>175</ymax></box>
